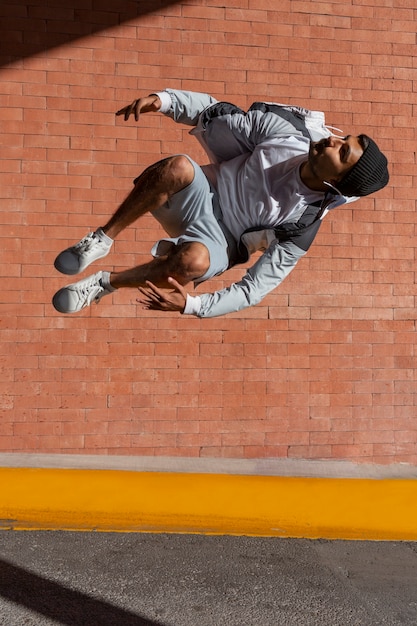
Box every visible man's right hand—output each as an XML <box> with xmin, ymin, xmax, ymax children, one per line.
<box><xmin>137</xmin><ymin>278</ymin><xmax>188</xmax><ymax>314</ymax></box>
<box><xmin>115</xmin><ymin>94</ymin><xmax>162</xmax><ymax>122</ymax></box>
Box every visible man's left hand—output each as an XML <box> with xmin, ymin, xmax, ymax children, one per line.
<box><xmin>137</xmin><ymin>278</ymin><xmax>188</xmax><ymax>313</ymax></box>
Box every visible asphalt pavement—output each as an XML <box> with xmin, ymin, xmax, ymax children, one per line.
<box><xmin>0</xmin><ymin>531</ymin><xmax>416</xmax><ymax>625</ymax></box>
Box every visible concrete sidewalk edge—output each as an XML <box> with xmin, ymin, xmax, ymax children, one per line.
<box><xmin>0</xmin><ymin>456</ymin><xmax>416</xmax><ymax>540</ymax></box>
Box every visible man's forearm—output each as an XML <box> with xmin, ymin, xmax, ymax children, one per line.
<box><xmin>182</xmin><ymin>240</ymin><xmax>306</xmax><ymax>318</ymax></box>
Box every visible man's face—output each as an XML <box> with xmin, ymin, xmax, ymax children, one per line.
<box><xmin>308</xmin><ymin>135</ymin><xmax>364</xmax><ymax>187</ymax></box>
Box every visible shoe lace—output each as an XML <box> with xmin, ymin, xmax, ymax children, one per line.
<box><xmin>74</xmin><ymin>232</ymin><xmax>100</xmax><ymax>254</ymax></box>
<box><xmin>78</xmin><ymin>275</ymin><xmax>105</xmax><ymax>306</ymax></box>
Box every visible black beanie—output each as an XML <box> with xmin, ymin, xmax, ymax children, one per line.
<box><xmin>336</xmin><ymin>135</ymin><xmax>389</xmax><ymax>197</ymax></box>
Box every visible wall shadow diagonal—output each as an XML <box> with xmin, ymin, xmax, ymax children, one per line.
<box><xmin>0</xmin><ymin>0</ymin><xmax>182</xmax><ymax>66</ymax></box>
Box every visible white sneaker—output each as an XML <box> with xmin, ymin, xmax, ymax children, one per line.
<box><xmin>52</xmin><ymin>271</ymin><xmax>114</xmax><ymax>314</ymax></box>
<box><xmin>54</xmin><ymin>228</ymin><xmax>113</xmax><ymax>275</ymax></box>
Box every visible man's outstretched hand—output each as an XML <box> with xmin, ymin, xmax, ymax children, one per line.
<box><xmin>116</xmin><ymin>94</ymin><xmax>162</xmax><ymax>122</ymax></box>
<box><xmin>137</xmin><ymin>278</ymin><xmax>188</xmax><ymax>313</ymax></box>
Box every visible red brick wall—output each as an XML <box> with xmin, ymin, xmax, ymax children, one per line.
<box><xmin>1</xmin><ymin>0</ymin><xmax>416</xmax><ymax>464</ymax></box>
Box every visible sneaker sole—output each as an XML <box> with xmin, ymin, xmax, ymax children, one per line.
<box><xmin>54</xmin><ymin>248</ymin><xmax>110</xmax><ymax>276</ymax></box>
<box><xmin>52</xmin><ymin>289</ymin><xmax>73</xmax><ymax>314</ymax></box>
<box><xmin>52</xmin><ymin>287</ymin><xmax>95</xmax><ymax>314</ymax></box>
<box><xmin>53</xmin><ymin>257</ymin><xmax>82</xmax><ymax>276</ymax></box>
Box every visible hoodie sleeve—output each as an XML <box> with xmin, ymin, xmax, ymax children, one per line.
<box><xmin>187</xmin><ymin>239</ymin><xmax>307</xmax><ymax>318</ymax></box>
<box><xmin>155</xmin><ymin>89</ymin><xmax>219</xmax><ymax>126</ymax></box>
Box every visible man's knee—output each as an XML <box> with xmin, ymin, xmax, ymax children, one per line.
<box><xmin>168</xmin><ymin>242</ymin><xmax>210</xmax><ymax>284</ymax></box>
<box><xmin>164</xmin><ymin>155</ymin><xmax>195</xmax><ymax>191</ymax></box>
<box><xmin>133</xmin><ymin>155</ymin><xmax>194</xmax><ymax>195</ymax></box>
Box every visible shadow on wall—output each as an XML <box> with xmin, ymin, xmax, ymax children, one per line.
<box><xmin>0</xmin><ymin>0</ymin><xmax>181</xmax><ymax>65</ymax></box>
<box><xmin>0</xmin><ymin>558</ymin><xmax>165</xmax><ymax>626</ymax></box>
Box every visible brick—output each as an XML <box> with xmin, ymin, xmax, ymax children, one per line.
<box><xmin>0</xmin><ymin>0</ymin><xmax>415</xmax><ymax>465</ymax></box>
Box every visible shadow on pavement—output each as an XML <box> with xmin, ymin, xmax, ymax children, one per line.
<box><xmin>0</xmin><ymin>558</ymin><xmax>165</xmax><ymax>626</ymax></box>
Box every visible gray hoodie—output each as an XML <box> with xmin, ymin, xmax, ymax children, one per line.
<box><xmin>157</xmin><ymin>89</ymin><xmax>356</xmax><ymax>318</ymax></box>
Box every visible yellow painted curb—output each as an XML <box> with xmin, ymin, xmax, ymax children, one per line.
<box><xmin>0</xmin><ymin>468</ymin><xmax>416</xmax><ymax>539</ymax></box>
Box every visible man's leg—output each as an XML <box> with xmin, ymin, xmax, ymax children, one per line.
<box><xmin>110</xmin><ymin>241</ymin><xmax>210</xmax><ymax>289</ymax></box>
<box><xmin>52</xmin><ymin>241</ymin><xmax>210</xmax><ymax>314</ymax></box>
<box><xmin>101</xmin><ymin>156</ymin><xmax>195</xmax><ymax>239</ymax></box>
<box><xmin>54</xmin><ymin>156</ymin><xmax>195</xmax><ymax>275</ymax></box>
